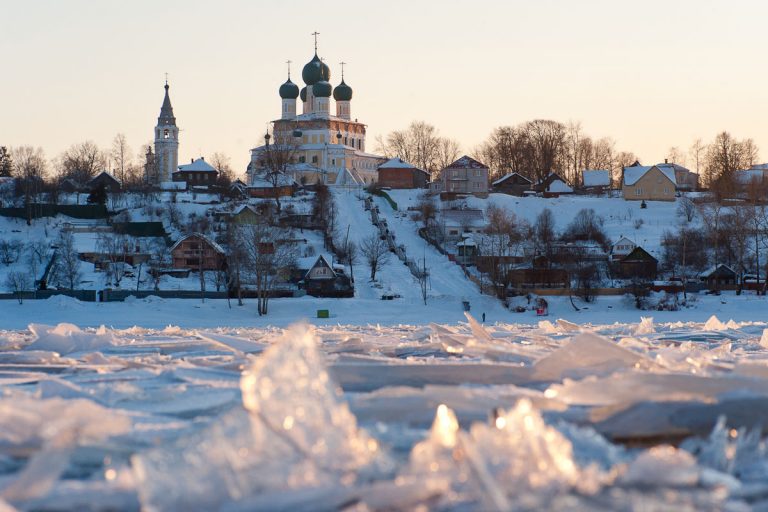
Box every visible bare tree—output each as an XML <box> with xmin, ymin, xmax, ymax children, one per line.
<box><xmin>533</xmin><ymin>208</ymin><xmax>557</xmax><ymax>263</ymax></box>
<box><xmin>376</xmin><ymin>121</ymin><xmax>460</xmax><ymax>178</ymax></box>
<box><xmin>54</xmin><ymin>231</ymin><xmax>82</xmax><ymax>290</ymax></box>
<box><xmin>677</xmin><ymin>196</ymin><xmax>697</xmax><ymax>223</ymax></box>
<box><xmin>689</xmin><ymin>138</ymin><xmax>707</xmax><ymax>177</ymax></box>
<box><xmin>0</xmin><ymin>240</ymin><xmax>23</xmax><ymax>265</ymax></box>
<box><xmin>147</xmin><ymin>239</ymin><xmax>170</xmax><ymax>291</ymax></box>
<box><xmin>243</xmin><ymin>222</ymin><xmax>297</xmax><ymax>316</ymax></box>
<box><xmin>110</xmin><ymin>134</ymin><xmax>132</xmax><ymax>185</ymax></box>
<box><xmin>5</xmin><ymin>271</ymin><xmax>32</xmax><ymax>304</ymax></box>
<box><xmin>11</xmin><ymin>146</ymin><xmax>47</xmax><ymax>225</ymax></box>
<box><xmin>360</xmin><ymin>231</ymin><xmax>390</xmax><ymax>281</ymax></box>
<box><xmin>97</xmin><ymin>232</ymin><xmax>128</xmax><ymax>287</ymax></box>
<box><xmin>59</xmin><ymin>141</ymin><xmax>106</xmax><ymax>183</ymax></box>
<box><xmin>667</xmin><ymin>146</ymin><xmax>686</xmax><ymax>166</ymax></box>
<box><xmin>257</xmin><ymin>136</ymin><xmax>298</xmax><ymax>213</ymax></box>
<box><xmin>478</xmin><ymin>205</ymin><xmax>525</xmax><ymax>299</ymax></box>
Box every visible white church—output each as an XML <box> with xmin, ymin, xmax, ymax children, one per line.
<box><xmin>246</xmin><ymin>38</ymin><xmax>386</xmax><ymax>187</ymax></box>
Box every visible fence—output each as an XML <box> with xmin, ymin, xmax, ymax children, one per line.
<box><xmin>0</xmin><ymin>204</ymin><xmax>109</xmax><ymax>220</ymax></box>
<box><xmin>0</xmin><ymin>290</ymin><xmax>98</xmax><ymax>302</ymax></box>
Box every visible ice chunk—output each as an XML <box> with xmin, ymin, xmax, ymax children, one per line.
<box><xmin>240</xmin><ymin>323</ymin><xmax>383</xmax><ymax>473</ymax></box>
<box><xmin>556</xmin><ymin>319</ymin><xmax>580</xmax><ymax>332</ymax></box>
<box><xmin>759</xmin><ymin>328</ymin><xmax>768</xmax><ymax>348</ymax></box>
<box><xmin>533</xmin><ymin>332</ymin><xmax>647</xmax><ymax>381</ymax></box>
<box><xmin>470</xmin><ymin>399</ymin><xmax>580</xmax><ymax>495</ymax></box>
<box><xmin>704</xmin><ymin>315</ymin><xmax>727</xmax><ymax>331</ymax></box>
<box><xmin>621</xmin><ymin>445</ymin><xmax>699</xmax><ymax>487</ymax></box>
<box><xmin>538</xmin><ymin>320</ymin><xmax>558</xmax><ymax>333</ymax></box>
<box><xmin>0</xmin><ymin>397</ymin><xmax>131</xmax><ymax>504</ymax></box>
<box><xmin>464</xmin><ymin>312</ymin><xmax>492</xmax><ymax>343</ymax></box>
<box><xmin>635</xmin><ymin>316</ymin><xmax>655</xmax><ymax>335</ymax></box>
<box><xmin>26</xmin><ymin>324</ymin><xmax>115</xmax><ymax>355</ymax></box>
<box><xmin>133</xmin><ymin>323</ymin><xmax>390</xmax><ymax>511</ymax></box>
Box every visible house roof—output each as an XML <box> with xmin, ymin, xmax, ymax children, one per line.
<box><xmin>378</xmin><ymin>157</ymin><xmax>417</xmax><ymax>169</ymax></box>
<box><xmin>444</xmin><ymin>155</ymin><xmax>488</xmax><ymax>170</ymax></box>
<box><xmin>439</xmin><ymin>208</ymin><xmax>486</xmax><ymax>227</ymax></box>
<box><xmin>623</xmin><ymin>165</ymin><xmax>677</xmax><ymax>186</ymax></box>
<box><xmin>548</xmin><ymin>179</ymin><xmax>573</xmax><ymax>193</ymax></box>
<box><xmin>87</xmin><ymin>170</ymin><xmax>121</xmax><ymax>186</ymax></box>
<box><xmin>492</xmin><ymin>172</ymin><xmax>532</xmax><ymax>186</ymax></box>
<box><xmin>169</xmin><ymin>232</ymin><xmax>225</xmax><ymax>255</ymax></box>
<box><xmin>177</xmin><ymin>158</ymin><xmax>217</xmax><ymax>173</ymax></box>
<box><xmin>612</xmin><ymin>237</ymin><xmax>636</xmax><ymax>250</ymax></box>
<box><xmin>582</xmin><ymin>169</ymin><xmax>610</xmax><ymax>187</ymax></box>
<box><xmin>621</xmin><ymin>246</ymin><xmax>657</xmax><ymax>263</ymax></box>
<box><xmin>700</xmin><ymin>264</ymin><xmax>737</xmax><ymax>278</ymax></box>
<box><xmin>302</xmin><ymin>254</ymin><xmax>336</xmax><ymax>280</ymax></box>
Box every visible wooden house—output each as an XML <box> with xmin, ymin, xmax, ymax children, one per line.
<box><xmin>700</xmin><ymin>264</ymin><xmax>737</xmax><ymax>288</ymax></box>
<box><xmin>611</xmin><ymin>237</ymin><xmax>637</xmax><ymax>261</ymax></box>
<box><xmin>535</xmin><ymin>172</ymin><xmax>573</xmax><ymax>197</ymax></box>
<box><xmin>87</xmin><ymin>171</ymin><xmax>121</xmax><ymax>193</ymax></box>
<box><xmin>170</xmin><ymin>233</ymin><xmax>226</xmax><ymax>271</ymax></box>
<box><xmin>377</xmin><ymin>158</ymin><xmax>429</xmax><ymax>189</ymax></box>
<box><xmin>173</xmin><ymin>158</ymin><xmax>219</xmax><ymax>187</ymax></box>
<box><xmin>581</xmin><ymin>169</ymin><xmax>610</xmax><ymax>194</ymax></box>
<box><xmin>617</xmin><ymin>246</ymin><xmax>658</xmax><ymax>279</ymax></box>
<box><xmin>301</xmin><ymin>255</ymin><xmax>354</xmax><ymax>298</ymax></box>
<box><xmin>491</xmin><ymin>172</ymin><xmax>532</xmax><ymax>196</ymax></box>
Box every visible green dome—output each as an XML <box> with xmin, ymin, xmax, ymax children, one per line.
<box><xmin>333</xmin><ymin>80</ymin><xmax>353</xmax><ymax>101</ymax></box>
<box><xmin>313</xmin><ymin>80</ymin><xmax>332</xmax><ymax>97</ymax></box>
<box><xmin>300</xmin><ymin>86</ymin><xmax>307</xmax><ymax>102</ymax></box>
<box><xmin>279</xmin><ymin>78</ymin><xmax>299</xmax><ymax>99</ymax></box>
<box><xmin>302</xmin><ymin>53</ymin><xmax>330</xmax><ymax>85</ymax></box>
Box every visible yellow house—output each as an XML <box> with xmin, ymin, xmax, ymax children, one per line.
<box><xmin>622</xmin><ymin>165</ymin><xmax>677</xmax><ymax>201</ymax></box>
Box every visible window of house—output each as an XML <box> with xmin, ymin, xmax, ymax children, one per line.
<box><xmin>332</xmin><ymin>159</ymin><xmax>336</xmax><ymax>166</ymax></box>
<box><xmin>449</xmin><ymin>230</ymin><xmax>459</xmax><ymax>235</ymax></box>
<box><xmin>635</xmin><ymin>188</ymin><xmax>642</xmax><ymax>196</ymax></box>
<box><xmin>664</xmin><ymin>187</ymin><xmax>669</xmax><ymax>194</ymax></box>
<box><xmin>299</xmin><ymin>156</ymin><xmax>305</xmax><ymax>163</ymax></box>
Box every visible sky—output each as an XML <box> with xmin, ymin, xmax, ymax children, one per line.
<box><xmin>2</xmin><ymin>0</ymin><xmax>767</xmax><ymax>176</ymax></box>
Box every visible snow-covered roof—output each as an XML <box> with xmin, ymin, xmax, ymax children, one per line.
<box><xmin>440</xmin><ymin>208</ymin><xmax>486</xmax><ymax>227</ymax></box>
<box><xmin>611</xmin><ymin>237</ymin><xmax>636</xmax><ymax>252</ymax></box>
<box><xmin>700</xmin><ymin>264</ymin><xmax>736</xmax><ymax>278</ymax></box>
<box><xmin>444</xmin><ymin>155</ymin><xmax>488</xmax><ymax>170</ymax></box>
<box><xmin>177</xmin><ymin>158</ymin><xmax>217</xmax><ymax>173</ymax></box>
<box><xmin>582</xmin><ymin>169</ymin><xmax>610</xmax><ymax>187</ymax></box>
<box><xmin>623</xmin><ymin>165</ymin><xmax>676</xmax><ymax>186</ymax></box>
<box><xmin>547</xmin><ymin>179</ymin><xmax>573</xmax><ymax>193</ymax></box>
<box><xmin>169</xmin><ymin>233</ymin><xmax>225</xmax><ymax>255</ymax></box>
<box><xmin>492</xmin><ymin>172</ymin><xmax>532</xmax><ymax>186</ymax></box>
<box><xmin>378</xmin><ymin>157</ymin><xmax>416</xmax><ymax>169</ymax></box>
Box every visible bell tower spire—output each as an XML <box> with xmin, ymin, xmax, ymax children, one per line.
<box><xmin>153</xmin><ymin>77</ymin><xmax>179</xmax><ymax>184</ymax></box>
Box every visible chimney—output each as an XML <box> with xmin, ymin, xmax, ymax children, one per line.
<box><xmin>664</xmin><ymin>158</ymin><xmax>668</xmax><ymax>164</ymax></box>
<box><xmin>191</xmin><ymin>158</ymin><xmax>194</xmax><ymax>163</ymax></box>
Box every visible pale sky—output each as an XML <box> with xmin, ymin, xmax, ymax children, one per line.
<box><xmin>2</xmin><ymin>0</ymin><xmax>767</xmax><ymax>175</ymax></box>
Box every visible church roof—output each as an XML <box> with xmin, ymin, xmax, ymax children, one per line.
<box><xmin>158</xmin><ymin>83</ymin><xmax>176</xmax><ymax>126</ymax></box>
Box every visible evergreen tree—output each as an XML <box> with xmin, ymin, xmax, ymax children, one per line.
<box><xmin>0</xmin><ymin>147</ymin><xmax>13</xmax><ymax>177</ymax></box>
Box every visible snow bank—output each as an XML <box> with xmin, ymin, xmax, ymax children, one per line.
<box><xmin>635</xmin><ymin>316</ymin><xmax>655</xmax><ymax>335</ymax></box>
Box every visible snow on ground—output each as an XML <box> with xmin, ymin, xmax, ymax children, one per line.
<box><xmin>1</xmin><ymin>313</ymin><xmax>768</xmax><ymax>510</ymax></box>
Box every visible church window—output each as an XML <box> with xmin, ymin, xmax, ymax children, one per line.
<box><xmin>164</xmin><ymin>129</ymin><xmax>169</xmax><ymax>139</ymax></box>
<box><xmin>332</xmin><ymin>159</ymin><xmax>336</xmax><ymax>166</ymax></box>
<box><xmin>312</xmin><ymin>156</ymin><xmax>318</xmax><ymax>163</ymax></box>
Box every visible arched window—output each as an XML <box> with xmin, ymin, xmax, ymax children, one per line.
<box><xmin>164</xmin><ymin>129</ymin><xmax>170</xmax><ymax>139</ymax></box>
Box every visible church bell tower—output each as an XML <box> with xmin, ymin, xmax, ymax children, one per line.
<box><xmin>154</xmin><ymin>79</ymin><xmax>179</xmax><ymax>184</ymax></box>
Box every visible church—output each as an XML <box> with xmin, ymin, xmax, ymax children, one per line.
<box><xmin>247</xmin><ymin>37</ymin><xmax>386</xmax><ymax>187</ymax></box>
<box><xmin>144</xmin><ymin>80</ymin><xmax>180</xmax><ymax>186</ymax></box>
